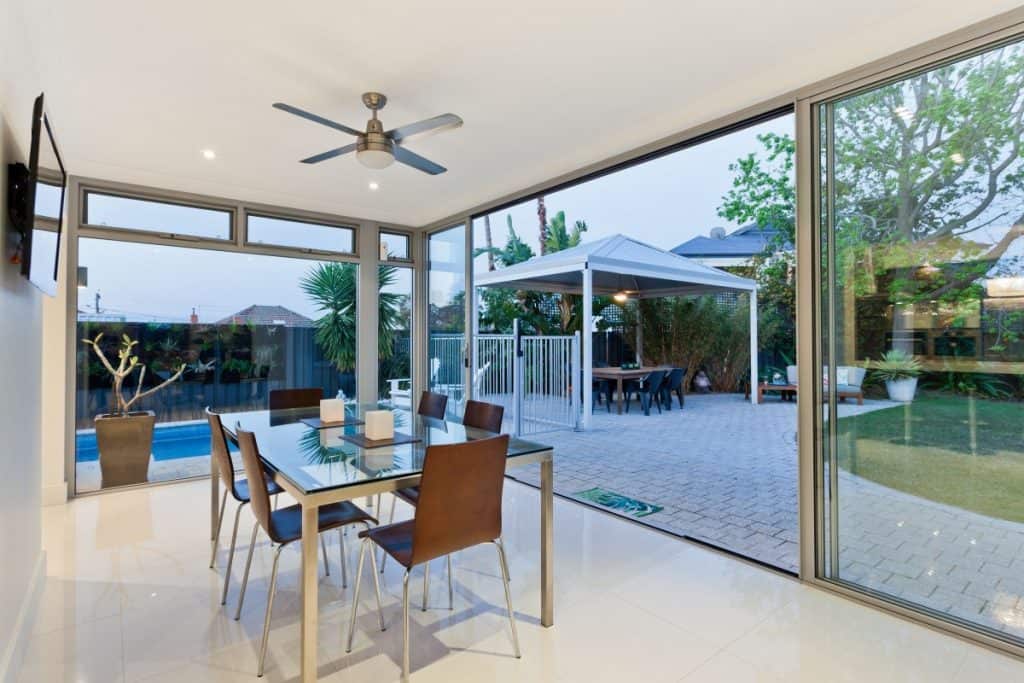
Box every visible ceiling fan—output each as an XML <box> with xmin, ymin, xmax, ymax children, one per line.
<box><xmin>273</xmin><ymin>92</ymin><xmax>462</xmax><ymax>175</ymax></box>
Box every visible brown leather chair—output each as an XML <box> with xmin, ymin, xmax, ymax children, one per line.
<box><xmin>463</xmin><ymin>399</ymin><xmax>505</xmax><ymax>433</ymax></box>
<box><xmin>417</xmin><ymin>390</ymin><xmax>448</xmax><ymax>419</ymax></box>
<box><xmin>268</xmin><ymin>387</ymin><xmax>323</xmax><ymax>410</ymax></box>
<box><xmin>209</xmin><ymin>409</ymin><xmax>337</xmax><ymax>615</ymax></box>
<box><xmin>234</xmin><ymin>427</ymin><xmax>382</xmax><ymax>677</ymax></box>
<box><xmin>347</xmin><ymin>435</ymin><xmax>519</xmax><ymax>681</ymax></box>
<box><xmin>207</xmin><ymin>408</ymin><xmax>285</xmax><ymax>606</ymax></box>
<box><xmin>380</xmin><ymin>399</ymin><xmax>505</xmax><ymax>575</ymax></box>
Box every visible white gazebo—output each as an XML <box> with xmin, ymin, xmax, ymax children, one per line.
<box><xmin>474</xmin><ymin>234</ymin><xmax>759</xmax><ymax>427</ymax></box>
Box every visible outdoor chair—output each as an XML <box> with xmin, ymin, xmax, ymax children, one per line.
<box><xmin>625</xmin><ymin>369</ymin><xmax>668</xmax><ymax>416</ymax></box>
<box><xmin>659</xmin><ymin>368</ymin><xmax>687</xmax><ymax>409</ymax></box>
<box><xmin>592</xmin><ymin>362</ymin><xmax>613</xmax><ymax>412</ymax></box>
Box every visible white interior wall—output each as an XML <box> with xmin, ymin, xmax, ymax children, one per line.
<box><xmin>0</xmin><ymin>102</ymin><xmax>46</xmax><ymax>683</ymax></box>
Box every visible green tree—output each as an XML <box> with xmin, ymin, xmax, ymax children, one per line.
<box><xmin>718</xmin><ymin>131</ymin><xmax>796</xmax><ymax>362</ymax></box>
<box><xmin>300</xmin><ymin>262</ymin><xmax>403</xmax><ymax>373</ymax></box>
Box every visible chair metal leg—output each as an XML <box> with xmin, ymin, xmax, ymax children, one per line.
<box><xmin>220</xmin><ymin>501</ymin><xmax>246</xmax><ymax>605</ymax></box>
<box><xmin>339</xmin><ymin>528</ymin><xmax>348</xmax><ymax>589</ymax></box>
<box><xmin>321</xmin><ymin>534</ymin><xmax>330</xmax><ymax>576</ymax></box>
<box><xmin>209</xmin><ymin>487</ymin><xmax>227</xmax><ymax>568</ymax></box>
<box><xmin>380</xmin><ymin>495</ymin><xmax>397</xmax><ymax>574</ymax></box>
<box><xmin>447</xmin><ymin>554</ymin><xmax>454</xmax><ymax>610</ymax></box>
<box><xmin>367</xmin><ymin>537</ymin><xmax>386</xmax><ymax>631</ymax></box>
<box><xmin>421</xmin><ymin>561</ymin><xmax>430</xmax><ymax>611</ymax></box>
<box><xmin>346</xmin><ymin>538</ymin><xmax>368</xmax><ymax>653</ymax></box>
<box><xmin>258</xmin><ymin>544</ymin><xmax>284</xmax><ymax>677</ymax></box>
<box><xmin>234</xmin><ymin>523</ymin><xmax>259</xmax><ymax>620</ymax></box>
<box><xmin>494</xmin><ymin>540</ymin><xmax>521</xmax><ymax>658</ymax></box>
<box><xmin>402</xmin><ymin>570</ymin><xmax>411</xmax><ymax>683</ymax></box>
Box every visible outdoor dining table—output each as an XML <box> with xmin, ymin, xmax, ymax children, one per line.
<box><xmin>213</xmin><ymin>403</ymin><xmax>555</xmax><ymax>683</ymax></box>
<box><xmin>591</xmin><ymin>366</ymin><xmax>671</xmax><ymax>414</ymax></box>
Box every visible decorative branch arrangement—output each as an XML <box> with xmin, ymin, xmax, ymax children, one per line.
<box><xmin>82</xmin><ymin>333</ymin><xmax>186</xmax><ymax>416</ymax></box>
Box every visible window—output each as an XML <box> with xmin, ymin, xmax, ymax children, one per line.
<box><xmin>35</xmin><ymin>181</ymin><xmax>63</xmax><ymax>219</ymax></box>
<box><xmin>74</xmin><ymin>238</ymin><xmax>359</xmax><ymax>493</ymax></box>
<box><xmin>379</xmin><ymin>267</ymin><xmax>413</xmax><ymax>404</ymax></box>
<box><xmin>247</xmin><ymin>214</ymin><xmax>355</xmax><ymax>254</ymax></box>
<box><xmin>427</xmin><ymin>225</ymin><xmax>466</xmax><ymax>419</ymax></box>
<box><xmin>817</xmin><ymin>38</ymin><xmax>1024</xmax><ymax>642</ymax></box>
<box><xmin>84</xmin><ymin>191</ymin><xmax>232</xmax><ymax>240</ymax></box>
<box><xmin>380</xmin><ymin>230</ymin><xmax>411</xmax><ymax>261</ymax></box>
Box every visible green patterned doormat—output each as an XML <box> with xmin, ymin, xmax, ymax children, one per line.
<box><xmin>574</xmin><ymin>487</ymin><xmax>663</xmax><ymax>517</ymax></box>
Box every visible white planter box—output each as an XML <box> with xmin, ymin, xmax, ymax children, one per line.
<box><xmin>885</xmin><ymin>377</ymin><xmax>918</xmax><ymax>402</ymax></box>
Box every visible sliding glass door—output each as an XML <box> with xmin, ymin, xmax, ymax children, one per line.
<box><xmin>817</xmin><ymin>38</ymin><xmax>1024</xmax><ymax>642</ymax></box>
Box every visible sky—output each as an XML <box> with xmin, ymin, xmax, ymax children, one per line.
<box><xmin>75</xmin><ymin>113</ymin><xmax>793</xmax><ymax>322</ymax></box>
<box><xmin>472</xmin><ymin>114</ymin><xmax>793</xmax><ymax>267</ymax></box>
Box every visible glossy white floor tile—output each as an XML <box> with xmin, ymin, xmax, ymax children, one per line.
<box><xmin>19</xmin><ymin>478</ymin><xmax>1024</xmax><ymax>682</ymax></box>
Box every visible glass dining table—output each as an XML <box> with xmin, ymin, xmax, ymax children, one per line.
<box><xmin>212</xmin><ymin>403</ymin><xmax>555</xmax><ymax>683</ymax></box>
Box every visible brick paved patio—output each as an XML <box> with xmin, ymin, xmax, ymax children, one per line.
<box><xmin>508</xmin><ymin>392</ymin><xmax>1024</xmax><ymax>639</ymax></box>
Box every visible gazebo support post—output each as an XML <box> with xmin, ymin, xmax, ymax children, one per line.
<box><xmin>749</xmin><ymin>288</ymin><xmax>759</xmax><ymax>406</ymax></box>
<box><xmin>582</xmin><ymin>265</ymin><xmax>593</xmax><ymax>429</ymax></box>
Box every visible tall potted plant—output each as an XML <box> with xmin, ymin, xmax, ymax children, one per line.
<box><xmin>873</xmin><ymin>349</ymin><xmax>923</xmax><ymax>402</ymax></box>
<box><xmin>82</xmin><ymin>333</ymin><xmax>185</xmax><ymax>487</ymax></box>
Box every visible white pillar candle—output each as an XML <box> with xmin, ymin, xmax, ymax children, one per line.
<box><xmin>364</xmin><ymin>410</ymin><xmax>395</xmax><ymax>440</ymax></box>
<box><xmin>320</xmin><ymin>398</ymin><xmax>346</xmax><ymax>424</ymax></box>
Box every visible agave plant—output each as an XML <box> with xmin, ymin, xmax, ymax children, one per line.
<box><xmin>872</xmin><ymin>349</ymin><xmax>923</xmax><ymax>382</ymax></box>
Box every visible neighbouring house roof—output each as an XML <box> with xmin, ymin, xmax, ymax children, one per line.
<box><xmin>474</xmin><ymin>233</ymin><xmax>756</xmax><ymax>296</ymax></box>
<box><xmin>216</xmin><ymin>305</ymin><xmax>314</xmax><ymax>327</ymax></box>
<box><xmin>672</xmin><ymin>223</ymin><xmax>787</xmax><ymax>259</ymax></box>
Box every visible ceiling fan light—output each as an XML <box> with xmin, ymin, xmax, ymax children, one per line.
<box><xmin>357</xmin><ymin>148</ymin><xmax>394</xmax><ymax>169</ymax></box>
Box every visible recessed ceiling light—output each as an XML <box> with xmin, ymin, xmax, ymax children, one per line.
<box><xmin>950</xmin><ymin>152</ymin><xmax>965</xmax><ymax>165</ymax></box>
<box><xmin>893</xmin><ymin>106</ymin><xmax>914</xmax><ymax>123</ymax></box>
<box><xmin>368</xmin><ymin>181</ymin><xmax>380</xmax><ymax>191</ymax></box>
<box><xmin>201</xmin><ymin>149</ymin><xmax>216</xmax><ymax>160</ymax></box>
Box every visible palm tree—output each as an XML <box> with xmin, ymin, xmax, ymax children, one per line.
<box><xmin>300</xmin><ymin>262</ymin><xmax>404</xmax><ymax>374</ymax></box>
<box><xmin>544</xmin><ymin>211</ymin><xmax>588</xmax><ymax>331</ymax></box>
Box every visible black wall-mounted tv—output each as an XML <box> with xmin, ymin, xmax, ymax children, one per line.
<box><xmin>7</xmin><ymin>93</ymin><xmax>67</xmax><ymax>296</ymax></box>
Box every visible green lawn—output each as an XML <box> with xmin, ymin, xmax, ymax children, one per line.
<box><xmin>836</xmin><ymin>396</ymin><xmax>1024</xmax><ymax>523</ymax></box>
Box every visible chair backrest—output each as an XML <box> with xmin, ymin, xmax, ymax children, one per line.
<box><xmin>206</xmin><ymin>408</ymin><xmax>237</xmax><ymax>493</ymax></box>
<box><xmin>664</xmin><ymin>368</ymin><xmax>685</xmax><ymax>390</ymax></box>
<box><xmin>786</xmin><ymin>365</ymin><xmax>798</xmax><ymax>385</ymax></box>
<box><xmin>235</xmin><ymin>427</ymin><xmax>281</xmax><ymax>542</ymax></box>
<box><xmin>463</xmin><ymin>400</ymin><xmax>504</xmax><ymax>433</ymax></box>
<box><xmin>644</xmin><ymin>370</ymin><xmax>668</xmax><ymax>394</ymax></box>
<box><xmin>268</xmin><ymin>387</ymin><xmax>323</xmax><ymax>411</ymax></box>
<box><xmin>418</xmin><ymin>390</ymin><xmax>449</xmax><ymax>419</ymax></box>
<box><xmin>411</xmin><ymin>434</ymin><xmax>510</xmax><ymax>566</ymax></box>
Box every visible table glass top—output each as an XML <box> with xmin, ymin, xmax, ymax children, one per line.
<box><xmin>220</xmin><ymin>403</ymin><xmax>550</xmax><ymax>495</ymax></box>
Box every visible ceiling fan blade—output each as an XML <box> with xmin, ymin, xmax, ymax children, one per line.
<box><xmin>386</xmin><ymin>113</ymin><xmax>463</xmax><ymax>143</ymax></box>
<box><xmin>393</xmin><ymin>145</ymin><xmax>447</xmax><ymax>175</ymax></box>
<box><xmin>272</xmin><ymin>102</ymin><xmax>363</xmax><ymax>137</ymax></box>
<box><xmin>300</xmin><ymin>143</ymin><xmax>358</xmax><ymax>164</ymax></box>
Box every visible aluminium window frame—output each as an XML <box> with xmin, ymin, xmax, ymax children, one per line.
<box><xmin>244</xmin><ymin>209</ymin><xmax>358</xmax><ymax>257</ymax></box>
<box><xmin>379</xmin><ymin>228</ymin><xmax>414</xmax><ymax>264</ymax></box>
<box><xmin>81</xmin><ymin>187</ymin><xmax>236</xmax><ymax>244</ymax></box>
<box><xmin>65</xmin><ymin>174</ymin><xmax>414</xmax><ymax>499</ymax></box>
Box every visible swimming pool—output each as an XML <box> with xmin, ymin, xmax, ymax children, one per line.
<box><xmin>76</xmin><ymin>421</ymin><xmax>232</xmax><ymax>462</ymax></box>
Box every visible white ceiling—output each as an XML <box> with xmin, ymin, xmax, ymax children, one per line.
<box><xmin>2</xmin><ymin>1</ymin><xmax>1020</xmax><ymax>227</ymax></box>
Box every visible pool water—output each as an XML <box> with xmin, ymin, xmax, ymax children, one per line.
<box><xmin>76</xmin><ymin>421</ymin><xmax>233</xmax><ymax>462</ymax></box>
